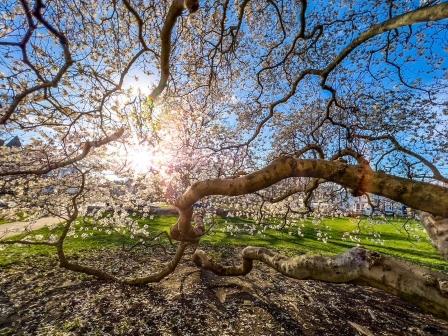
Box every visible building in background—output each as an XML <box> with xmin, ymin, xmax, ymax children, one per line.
<box><xmin>0</xmin><ymin>136</ymin><xmax>22</xmax><ymax>148</ymax></box>
<box><xmin>345</xmin><ymin>193</ymin><xmax>410</xmax><ymax>217</ymax></box>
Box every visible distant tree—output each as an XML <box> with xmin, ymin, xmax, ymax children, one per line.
<box><xmin>1</xmin><ymin>0</ymin><xmax>448</xmax><ymax>317</ymax></box>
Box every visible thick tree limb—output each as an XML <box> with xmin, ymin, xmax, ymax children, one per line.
<box><xmin>172</xmin><ymin>156</ymin><xmax>448</xmax><ymax>241</ymax></box>
<box><xmin>193</xmin><ymin>246</ymin><xmax>448</xmax><ymax>318</ymax></box>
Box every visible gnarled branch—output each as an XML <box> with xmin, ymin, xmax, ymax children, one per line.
<box><xmin>193</xmin><ymin>246</ymin><xmax>448</xmax><ymax>318</ymax></box>
<box><xmin>230</xmin><ymin>2</ymin><xmax>448</xmax><ymax>149</ymax></box>
<box><xmin>172</xmin><ymin>156</ymin><xmax>448</xmax><ymax>242</ymax></box>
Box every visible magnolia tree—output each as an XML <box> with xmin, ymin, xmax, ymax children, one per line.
<box><xmin>1</xmin><ymin>0</ymin><xmax>448</xmax><ymax>317</ymax></box>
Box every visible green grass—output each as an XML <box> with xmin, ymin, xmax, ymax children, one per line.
<box><xmin>142</xmin><ymin>215</ymin><xmax>447</xmax><ymax>271</ymax></box>
<box><xmin>0</xmin><ymin>215</ymin><xmax>447</xmax><ymax>272</ymax></box>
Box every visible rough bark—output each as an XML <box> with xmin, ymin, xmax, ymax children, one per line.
<box><xmin>193</xmin><ymin>246</ymin><xmax>448</xmax><ymax>319</ymax></box>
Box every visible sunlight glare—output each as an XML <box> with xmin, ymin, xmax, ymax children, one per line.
<box><xmin>126</xmin><ymin>145</ymin><xmax>157</xmax><ymax>174</ymax></box>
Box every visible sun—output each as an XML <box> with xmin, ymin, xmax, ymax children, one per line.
<box><xmin>105</xmin><ymin>143</ymin><xmax>167</xmax><ymax>179</ymax></box>
<box><xmin>105</xmin><ymin>72</ymin><xmax>169</xmax><ymax>174</ymax></box>
<box><xmin>119</xmin><ymin>142</ymin><xmax>171</xmax><ymax>175</ymax></box>
<box><xmin>126</xmin><ymin>145</ymin><xmax>156</xmax><ymax>174</ymax></box>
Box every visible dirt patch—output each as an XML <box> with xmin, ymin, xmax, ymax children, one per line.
<box><xmin>0</xmin><ymin>246</ymin><xmax>447</xmax><ymax>335</ymax></box>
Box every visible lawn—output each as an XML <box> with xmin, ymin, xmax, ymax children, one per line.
<box><xmin>0</xmin><ymin>215</ymin><xmax>447</xmax><ymax>272</ymax></box>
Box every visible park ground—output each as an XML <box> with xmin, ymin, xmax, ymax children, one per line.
<box><xmin>1</xmin><ymin>216</ymin><xmax>448</xmax><ymax>335</ymax></box>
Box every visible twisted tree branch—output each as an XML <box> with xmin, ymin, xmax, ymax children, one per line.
<box><xmin>193</xmin><ymin>246</ymin><xmax>448</xmax><ymax>318</ymax></box>
<box><xmin>172</xmin><ymin>156</ymin><xmax>448</xmax><ymax>242</ymax></box>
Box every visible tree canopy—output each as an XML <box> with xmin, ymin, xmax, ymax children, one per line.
<box><xmin>1</xmin><ymin>0</ymin><xmax>448</xmax><ymax>318</ymax></box>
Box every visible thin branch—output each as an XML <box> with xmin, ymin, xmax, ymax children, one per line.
<box><xmin>0</xmin><ymin>128</ymin><xmax>124</xmax><ymax>176</ymax></box>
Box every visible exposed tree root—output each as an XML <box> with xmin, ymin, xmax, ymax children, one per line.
<box><xmin>192</xmin><ymin>247</ymin><xmax>448</xmax><ymax>319</ymax></box>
